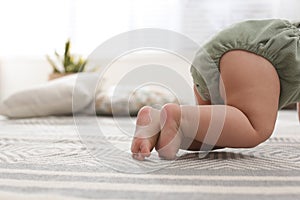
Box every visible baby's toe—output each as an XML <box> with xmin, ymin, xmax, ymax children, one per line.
<box><xmin>131</xmin><ymin>139</ymin><xmax>152</xmax><ymax>160</ymax></box>
<box><xmin>156</xmin><ymin>145</ymin><xmax>178</xmax><ymax>160</ymax></box>
<box><xmin>131</xmin><ymin>138</ymin><xmax>140</xmax><ymax>154</ymax></box>
<box><xmin>140</xmin><ymin>141</ymin><xmax>151</xmax><ymax>157</ymax></box>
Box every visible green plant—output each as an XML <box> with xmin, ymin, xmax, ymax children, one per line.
<box><xmin>46</xmin><ymin>39</ymin><xmax>87</xmax><ymax>73</ymax></box>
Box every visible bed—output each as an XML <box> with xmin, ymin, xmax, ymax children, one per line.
<box><xmin>0</xmin><ymin>111</ymin><xmax>299</xmax><ymax>199</ymax></box>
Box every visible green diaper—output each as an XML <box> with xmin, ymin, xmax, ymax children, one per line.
<box><xmin>191</xmin><ymin>19</ymin><xmax>300</xmax><ymax>109</ymax></box>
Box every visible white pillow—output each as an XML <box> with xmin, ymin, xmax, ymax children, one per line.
<box><xmin>0</xmin><ymin>73</ymin><xmax>99</xmax><ymax>118</ymax></box>
<box><xmin>95</xmin><ymin>85</ymin><xmax>179</xmax><ymax>116</ymax></box>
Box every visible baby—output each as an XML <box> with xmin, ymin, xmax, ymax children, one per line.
<box><xmin>131</xmin><ymin>19</ymin><xmax>300</xmax><ymax>160</ymax></box>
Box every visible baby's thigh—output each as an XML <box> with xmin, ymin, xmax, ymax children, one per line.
<box><xmin>219</xmin><ymin>50</ymin><xmax>280</xmax><ymax>139</ymax></box>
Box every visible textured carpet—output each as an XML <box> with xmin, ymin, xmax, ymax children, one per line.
<box><xmin>0</xmin><ymin>111</ymin><xmax>299</xmax><ymax>199</ymax></box>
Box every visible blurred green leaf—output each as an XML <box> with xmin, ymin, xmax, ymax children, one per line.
<box><xmin>46</xmin><ymin>39</ymin><xmax>86</xmax><ymax>74</ymax></box>
<box><xmin>46</xmin><ymin>55</ymin><xmax>60</xmax><ymax>73</ymax></box>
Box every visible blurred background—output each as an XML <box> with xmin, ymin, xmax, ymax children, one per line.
<box><xmin>0</xmin><ymin>0</ymin><xmax>300</xmax><ymax>100</ymax></box>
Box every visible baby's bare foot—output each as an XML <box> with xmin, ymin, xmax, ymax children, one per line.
<box><xmin>131</xmin><ymin>106</ymin><xmax>160</xmax><ymax>160</ymax></box>
<box><xmin>155</xmin><ymin>103</ymin><xmax>183</xmax><ymax>160</ymax></box>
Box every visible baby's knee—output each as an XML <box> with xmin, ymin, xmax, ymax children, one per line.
<box><xmin>258</xmin><ymin>125</ymin><xmax>275</xmax><ymax>143</ymax></box>
<box><xmin>247</xmin><ymin>124</ymin><xmax>275</xmax><ymax>148</ymax></box>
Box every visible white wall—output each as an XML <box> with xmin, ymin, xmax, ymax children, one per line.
<box><xmin>1</xmin><ymin>0</ymin><xmax>300</xmax><ymax>101</ymax></box>
<box><xmin>0</xmin><ymin>56</ymin><xmax>52</xmax><ymax>100</ymax></box>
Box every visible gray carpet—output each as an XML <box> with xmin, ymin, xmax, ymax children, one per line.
<box><xmin>0</xmin><ymin>110</ymin><xmax>299</xmax><ymax>199</ymax></box>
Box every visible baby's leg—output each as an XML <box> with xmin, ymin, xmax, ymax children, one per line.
<box><xmin>155</xmin><ymin>50</ymin><xmax>280</xmax><ymax>159</ymax></box>
<box><xmin>131</xmin><ymin>106</ymin><xmax>160</xmax><ymax>160</ymax></box>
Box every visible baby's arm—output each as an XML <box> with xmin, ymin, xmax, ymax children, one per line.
<box><xmin>297</xmin><ymin>102</ymin><xmax>300</xmax><ymax>123</ymax></box>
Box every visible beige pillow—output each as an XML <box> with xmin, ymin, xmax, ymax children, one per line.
<box><xmin>0</xmin><ymin>73</ymin><xmax>99</xmax><ymax>118</ymax></box>
<box><xmin>95</xmin><ymin>85</ymin><xmax>178</xmax><ymax>116</ymax></box>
